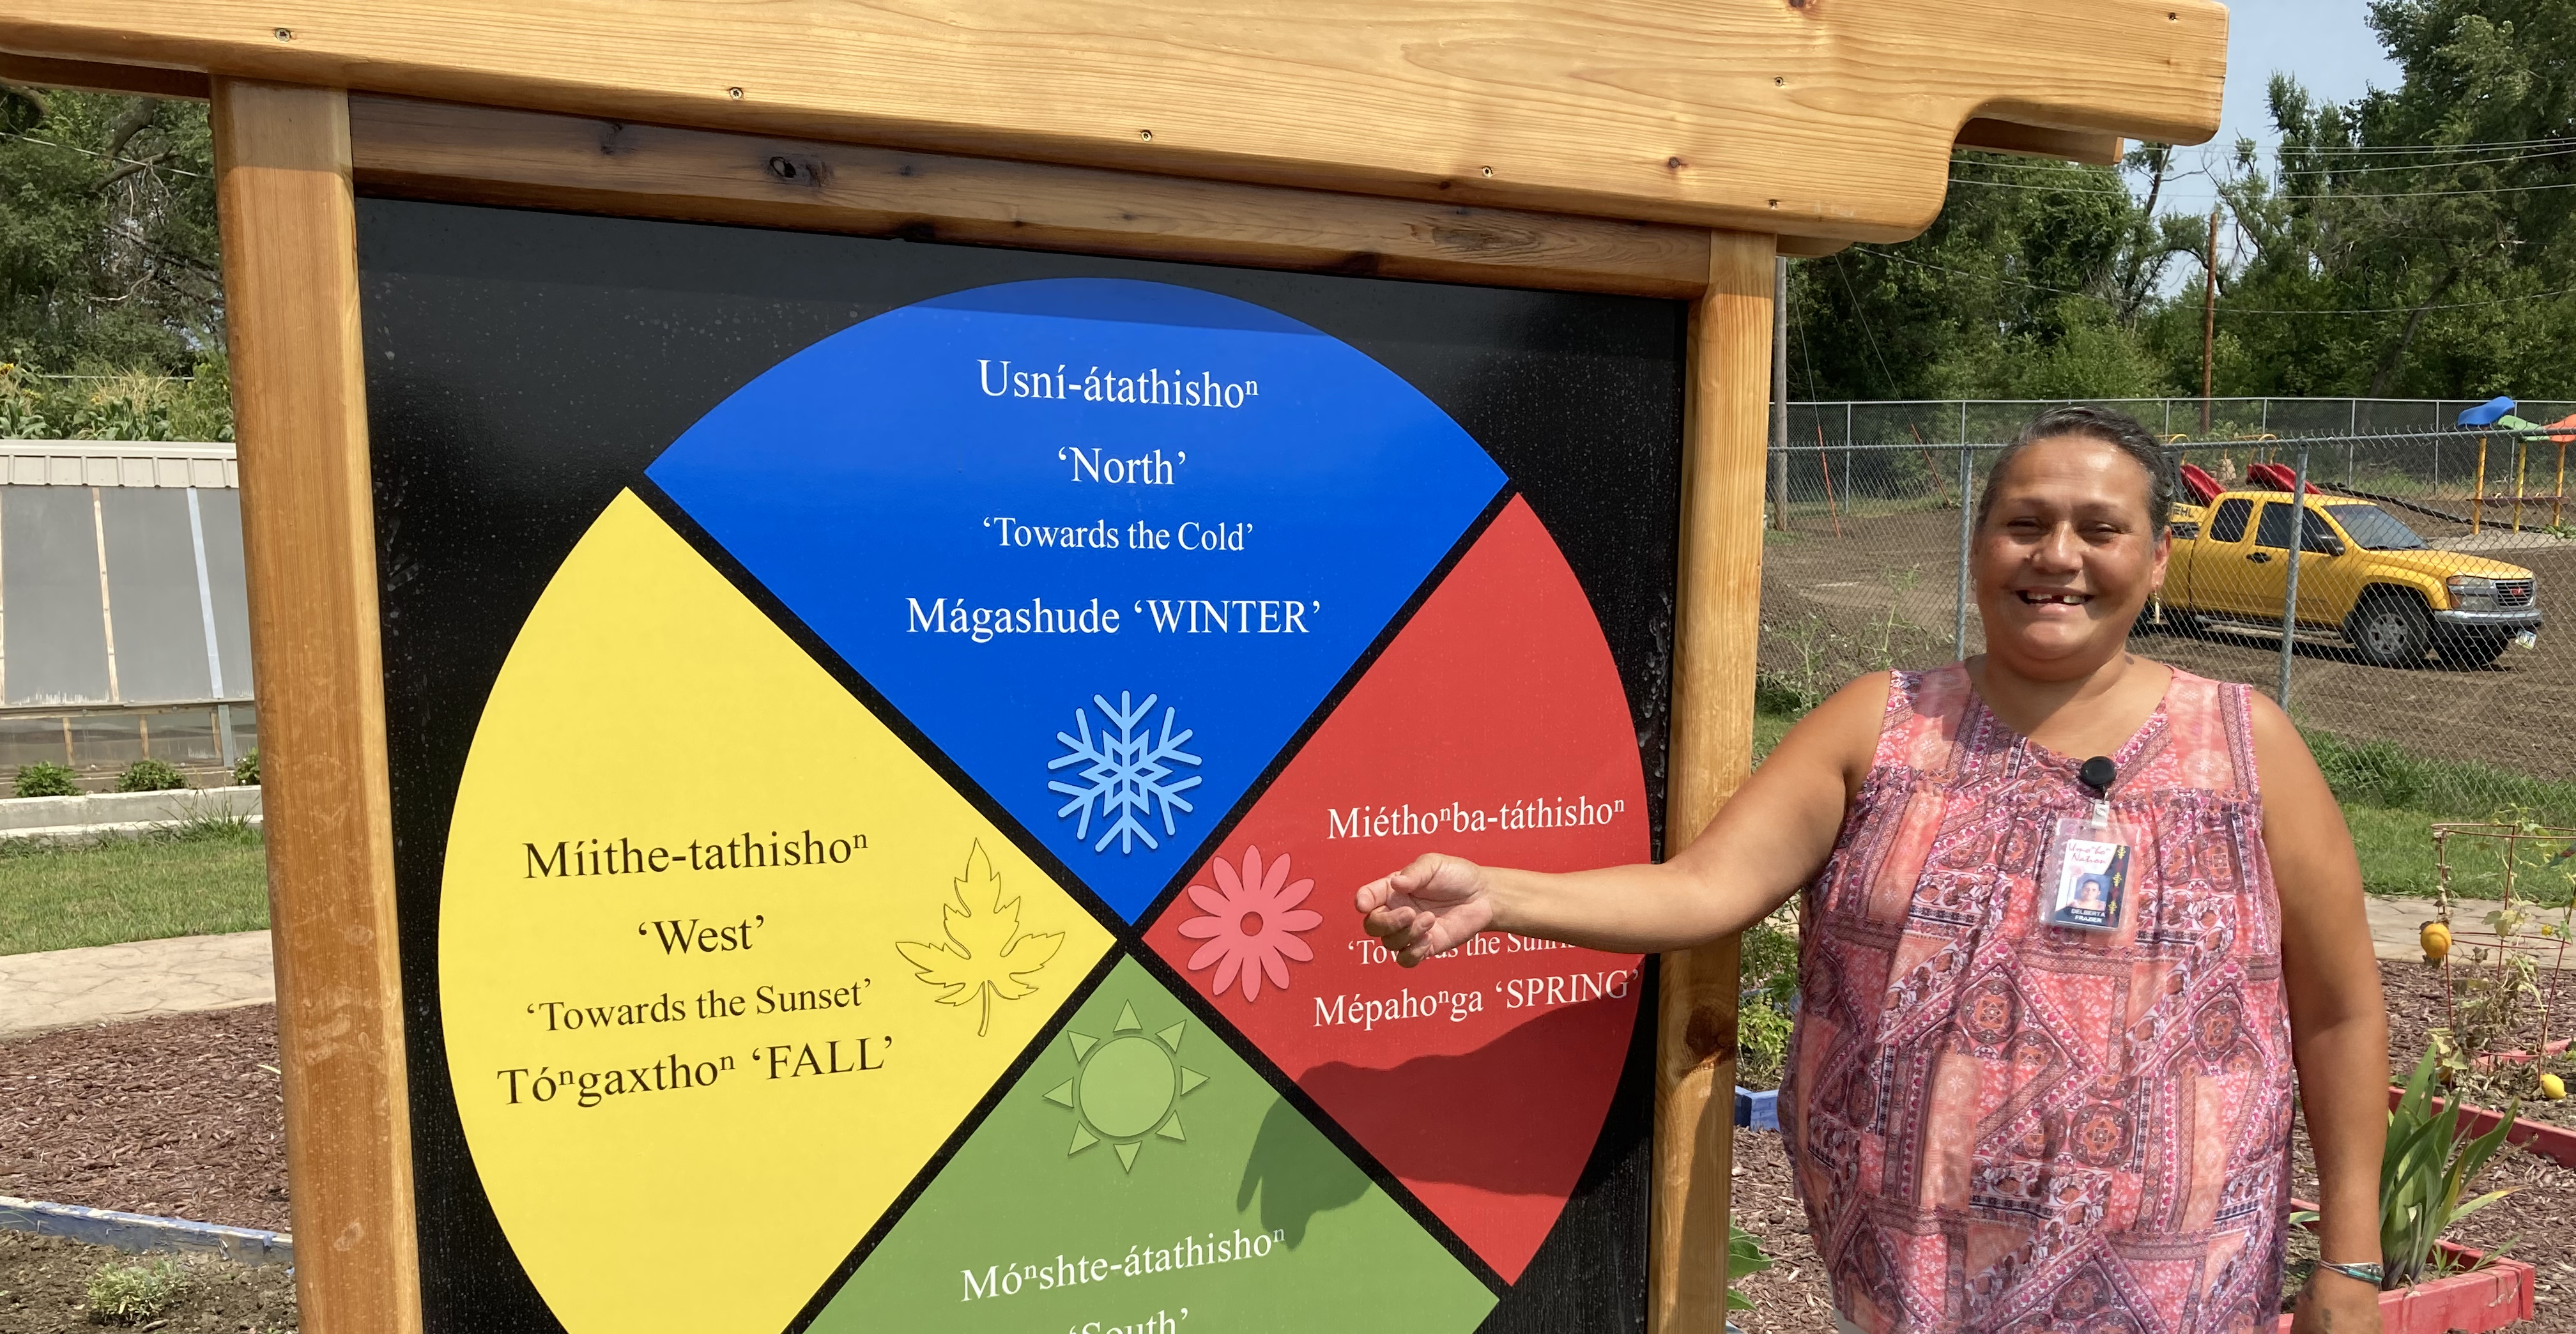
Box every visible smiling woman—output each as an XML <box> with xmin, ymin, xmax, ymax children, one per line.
<box><xmin>1356</xmin><ymin>406</ymin><xmax>2396</xmax><ymax>1334</ymax></box>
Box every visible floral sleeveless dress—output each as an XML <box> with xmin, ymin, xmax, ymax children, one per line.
<box><xmin>1782</xmin><ymin>664</ymin><xmax>2294</xmax><ymax>1334</ymax></box>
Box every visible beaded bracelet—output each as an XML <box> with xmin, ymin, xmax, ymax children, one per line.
<box><xmin>2316</xmin><ymin>1260</ymin><xmax>2384</xmax><ymax>1287</ymax></box>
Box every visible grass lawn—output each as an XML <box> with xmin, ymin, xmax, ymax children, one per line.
<box><xmin>1752</xmin><ymin>709</ymin><xmax>1798</xmax><ymax>762</ymax></box>
<box><xmin>2341</xmin><ymin>803</ymin><xmax>2446</xmax><ymax>898</ymax></box>
<box><xmin>0</xmin><ymin>820</ymin><xmax>270</xmax><ymax>958</ymax></box>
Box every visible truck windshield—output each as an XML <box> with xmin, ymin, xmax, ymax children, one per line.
<box><xmin>2323</xmin><ymin>503</ymin><xmax>2428</xmax><ymax>551</ymax></box>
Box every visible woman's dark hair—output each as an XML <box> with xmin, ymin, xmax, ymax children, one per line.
<box><xmin>1974</xmin><ymin>406</ymin><xmax>2172</xmax><ymax>533</ymax></box>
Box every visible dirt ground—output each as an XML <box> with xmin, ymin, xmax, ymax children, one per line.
<box><xmin>1731</xmin><ymin>960</ymin><xmax>2576</xmax><ymax>1332</ymax></box>
<box><xmin>2380</xmin><ymin>957</ymin><xmax>2576</xmax><ymax>1129</ymax></box>
<box><xmin>0</xmin><ymin>1232</ymin><xmax>296</xmax><ymax>1331</ymax></box>
<box><xmin>1760</xmin><ymin>505</ymin><xmax>2576</xmax><ymax>783</ymax></box>
<box><xmin>0</xmin><ymin>1006</ymin><xmax>289</xmax><ymax>1232</ymax></box>
<box><xmin>1729</xmin><ymin>1124</ymin><xmax>2573</xmax><ymax>1334</ymax></box>
<box><xmin>2</xmin><ymin>984</ymin><xmax>2564</xmax><ymax>1331</ymax></box>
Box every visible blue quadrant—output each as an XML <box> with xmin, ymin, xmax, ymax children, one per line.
<box><xmin>647</xmin><ymin>279</ymin><xmax>1503</xmax><ymax>918</ymax></box>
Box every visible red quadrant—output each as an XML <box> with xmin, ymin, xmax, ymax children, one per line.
<box><xmin>1142</xmin><ymin>496</ymin><xmax>1649</xmax><ymax>1282</ymax></box>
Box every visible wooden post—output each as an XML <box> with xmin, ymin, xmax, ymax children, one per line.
<box><xmin>2513</xmin><ymin>439</ymin><xmax>2527</xmax><ymax>533</ymax></box>
<box><xmin>1653</xmin><ymin>228</ymin><xmax>1774</xmax><ymax>1334</ymax></box>
<box><xmin>211</xmin><ymin>79</ymin><xmax>423</xmax><ymax>1334</ymax></box>
<box><xmin>2554</xmin><ymin>440</ymin><xmax>2565</xmax><ymax>532</ymax></box>
<box><xmin>1769</xmin><ymin>257</ymin><xmax>1790</xmax><ymax>531</ymax></box>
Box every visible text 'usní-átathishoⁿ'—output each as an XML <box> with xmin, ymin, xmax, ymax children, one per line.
<box><xmin>979</xmin><ymin>360</ymin><xmax>1259</xmax><ymax>408</ymax></box>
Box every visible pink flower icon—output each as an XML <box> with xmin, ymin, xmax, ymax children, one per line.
<box><xmin>1177</xmin><ymin>846</ymin><xmax>1322</xmax><ymax>1002</ymax></box>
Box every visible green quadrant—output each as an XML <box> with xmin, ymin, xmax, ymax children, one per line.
<box><xmin>811</xmin><ymin>954</ymin><xmax>1497</xmax><ymax>1334</ymax></box>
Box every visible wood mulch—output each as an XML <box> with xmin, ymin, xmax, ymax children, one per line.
<box><xmin>1731</xmin><ymin>1121</ymin><xmax>2573</xmax><ymax>1333</ymax></box>
<box><xmin>0</xmin><ymin>970</ymin><xmax>2566</xmax><ymax>1330</ymax></box>
<box><xmin>2373</xmin><ymin>959</ymin><xmax>2576</xmax><ymax>1330</ymax></box>
<box><xmin>2382</xmin><ymin>956</ymin><xmax>2576</xmax><ymax>1130</ymax></box>
<box><xmin>1729</xmin><ymin>1127</ymin><xmax>1836</xmax><ymax>1334</ymax></box>
<box><xmin>1731</xmin><ymin>959</ymin><xmax>2576</xmax><ymax>1331</ymax></box>
<box><xmin>0</xmin><ymin>1006</ymin><xmax>289</xmax><ymax>1233</ymax></box>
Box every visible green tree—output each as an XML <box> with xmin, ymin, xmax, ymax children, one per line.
<box><xmin>0</xmin><ymin>86</ymin><xmax>221</xmax><ymax>378</ymax></box>
<box><xmin>1797</xmin><ymin>0</ymin><xmax>2576</xmax><ymax>410</ymax></box>
<box><xmin>1790</xmin><ymin>149</ymin><xmax>2187</xmax><ymax>405</ymax></box>
<box><xmin>2212</xmin><ymin>0</ymin><xmax>2576</xmax><ymax>401</ymax></box>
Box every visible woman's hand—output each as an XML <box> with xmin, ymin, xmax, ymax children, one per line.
<box><xmin>1345</xmin><ymin>673</ymin><xmax>1882</xmax><ymax>962</ymax></box>
<box><xmin>1356</xmin><ymin>854</ymin><xmax>1498</xmax><ymax>965</ymax></box>
<box><xmin>2292</xmin><ymin>1270</ymin><xmax>2382</xmax><ymax>1334</ymax></box>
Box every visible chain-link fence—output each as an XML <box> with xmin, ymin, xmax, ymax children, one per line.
<box><xmin>1758</xmin><ymin>418</ymin><xmax>2576</xmax><ymax>893</ymax></box>
<box><xmin>1785</xmin><ymin>397</ymin><xmax>2576</xmax><ymax>451</ymax></box>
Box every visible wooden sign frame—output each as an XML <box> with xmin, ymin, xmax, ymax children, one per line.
<box><xmin>0</xmin><ymin>9</ymin><xmax>2225</xmax><ymax>1329</ymax></box>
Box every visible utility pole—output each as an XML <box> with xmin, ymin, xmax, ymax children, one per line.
<box><xmin>2201</xmin><ymin>204</ymin><xmax>2219</xmax><ymax>435</ymax></box>
<box><xmin>1770</xmin><ymin>256</ymin><xmax>1790</xmax><ymax>530</ymax></box>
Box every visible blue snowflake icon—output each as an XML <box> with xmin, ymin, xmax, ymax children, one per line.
<box><xmin>1048</xmin><ymin>691</ymin><xmax>1204</xmax><ymax>854</ymax></box>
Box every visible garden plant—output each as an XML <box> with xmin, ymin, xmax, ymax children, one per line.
<box><xmin>2373</xmin><ymin>1051</ymin><xmax>2524</xmax><ymax>1290</ymax></box>
<box><xmin>13</xmin><ymin>762</ymin><xmax>79</xmax><ymax>799</ymax></box>
<box><xmin>116</xmin><ymin>758</ymin><xmax>188</xmax><ymax>792</ymax></box>
<box><xmin>2421</xmin><ymin>811</ymin><xmax>2575</xmax><ymax>1113</ymax></box>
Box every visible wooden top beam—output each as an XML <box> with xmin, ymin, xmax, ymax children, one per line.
<box><xmin>0</xmin><ymin>50</ymin><xmax>207</xmax><ymax>99</ymax></box>
<box><xmin>348</xmin><ymin>96</ymin><xmax>1713</xmax><ymax>298</ymax></box>
<box><xmin>2</xmin><ymin>0</ymin><xmax>2224</xmax><ymax>244</ymax></box>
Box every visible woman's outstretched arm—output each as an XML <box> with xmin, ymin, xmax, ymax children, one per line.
<box><xmin>2254</xmin><ymin>697</ymin><xmax>2388</xmax><ymax>1334</ymax></box>
<box><xmin>1354</xmin><ymin>671</ymin><xmax>1888</xmax><ymax>963</ymax></box>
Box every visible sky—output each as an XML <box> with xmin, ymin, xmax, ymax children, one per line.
<box><xmin>2150</xmin><ymin>0</ymin><xmax>2403</xmax><ymax>220</ymax></box>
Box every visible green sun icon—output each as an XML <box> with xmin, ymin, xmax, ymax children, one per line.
<box><xmin>1045</xmin><ymin>1000</ymin><xmax>1208</xmax><ymax>1172</ymax></box>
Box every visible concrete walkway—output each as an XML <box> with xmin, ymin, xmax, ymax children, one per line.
<box><xmin>0</xmin><ymin>931</ymin><xmax>273</xmax><ymax>1040</ymax></box>
<box><xmin>2366</xmin><ymin>893</ymin><xmax>2446</xmax><ymax>962</ymax></box>
<box><xmin>2361</xmin><ymin>893</ymin><xmax>2576</xmax><ymax>967</ymax></box>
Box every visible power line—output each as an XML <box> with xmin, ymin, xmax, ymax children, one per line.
<box><xmin>1833</xmin><ymin>254</ymin><xmax>1902</xmax><ymax>397</ymax></box>
<box><xmin>1949</xmin><ymin>173</ymin><xmax>2576</xmax><ymax>201</ymax></box>
<box><xmin>0</xmin><ymin>128</ymin><xmax>204</xmax><ymax>179</ymax></box>
<box><xmin>2274</xmin><ymin>145</ymin><xmax>2576</xmax><ymax>176</ymax></box>
<box><xmin>2220</xmin><ymin>284</ymin><xmax>2576</xmax><ymax>315</ymax></box>
<box><xmin>2253</xmin><ymin>135</ymin><xmax>2576</xmax><ymax>157</ymax></box>
<box><xmin>1851</xmin><ymin>245</ymin><xmax>2576</xmax><ymax>316</ymax></box>
<box><xmin>1859</xmin><ymin>247</ymin><xmax>2094</xmax><ymax>298</ymax></box>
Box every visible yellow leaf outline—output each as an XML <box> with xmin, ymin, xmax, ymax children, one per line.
<box><xmin>894</xmin><ymin>840</ymin><xmax>1064</xmax><ymax>1036</ymax></box>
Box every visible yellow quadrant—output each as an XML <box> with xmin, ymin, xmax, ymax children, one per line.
<box><xmin>440</xmin><ymin>490</ymin><xmax>1113</xmax><ymax>1334</ymax></box>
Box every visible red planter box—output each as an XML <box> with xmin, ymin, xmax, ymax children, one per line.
<box><xmin>2385</xmin><ymin>1085</ymin><xmax>2576</xmax><ymax>1170</ymax></box>
<box><xmin>2276</xmin><ymin>1200</ymin><xmax>2537</xmax><ymax>1334</ymax></box>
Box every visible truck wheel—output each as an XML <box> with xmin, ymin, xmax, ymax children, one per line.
<box><xmin>2345</xmin><ymin>594</ymin><xmax>2431</xmax><ymax>668</ymax></box>
<box><xmin>2433</xmin><ymin>628</ymin><xmax>2509</xmax><ymax>669</ymax></box>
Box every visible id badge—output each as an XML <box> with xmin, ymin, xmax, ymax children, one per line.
<box><xmin>2039</xmin><ymin>804</ymin><xmax>2131</xmax><ymax>933</ymax></box>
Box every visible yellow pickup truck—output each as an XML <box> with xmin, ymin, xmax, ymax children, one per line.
<box><xmin>2161</xmin><ymin>491</ymin><xmax>2541</xmax><ymax>668</ymax></box>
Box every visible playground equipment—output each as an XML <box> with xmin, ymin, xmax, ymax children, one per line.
<box><xmin>2457</xmin><ymin>397</ymin><xmax>2570</xmax><ymax>534</ymax></box>
<box><xmin>0</xmin><ymin>6</ymin><xmax>2225</xmax><ymax>1333</ymax></box>
<box><xmin>2245</xmin><ymin>462</ymin><xmax>2322</xmax><ymax>494</ymax></box>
